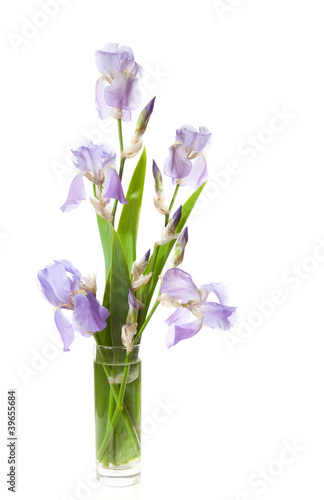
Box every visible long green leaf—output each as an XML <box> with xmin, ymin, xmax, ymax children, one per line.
<box><xmin>101</xmin><ymin>227</ymin><xmax>131</xmax><ymax>346</ymax></box>
<box><xmin>96</xmin><ymin>215</ymin><xmax>113</xmax><ymax>282</ymax></box>
<box><xmin>117</xmin><ymin>148</ymin><xmax>147</xmax><ymax>271</ymax></box>
<box><xmin>140</xmin><ymin>181</ymin><xmax>207</xmax><ymax>325</ymax></box>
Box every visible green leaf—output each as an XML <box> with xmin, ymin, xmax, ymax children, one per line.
<box><xmin>140</xmin><ymin>181</ymin><xmax>207</xmax><ymax>325</ymax></box>
<box><xmin>101</xmin><ymin>227</ymin><xmax>131</xmax><ymax>346</ymax></box>
<box><xmin>117</xmin><ymin>148</ymin><xmax>147</xmax><ymax>271</ymax></box>
<box><xmin>96</xmin><ymin>215</ymin><xmax>113</xmax><ymax>282</ymax></box>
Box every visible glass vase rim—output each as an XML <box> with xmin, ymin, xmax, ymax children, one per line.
<box><xmin>94</xmin><ymin>344</ymin><xmax>141</xmax><ymax>350</ymax></box>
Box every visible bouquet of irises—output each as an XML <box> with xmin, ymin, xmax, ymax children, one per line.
<box><xmin>37</xmin><ymin>43</ymin><xmax>237</xmax><ymax>481</ymax></box>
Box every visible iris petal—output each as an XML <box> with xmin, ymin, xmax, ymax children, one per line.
<box><xmin>105</xmin><ymin>72</ymin><xmax>141</xmax><ymax>111</ymax></box>
<box><xmin>54</xmin><ymin>308</ymin><xmax>75</xmax><ymax>351</ymax></box>
<box><xmin>160</xmin><ymin>268</ymin><xmax>201</xmax><ymax>302</ymax></box>
<box><xmin>163</xmin><ymin>144</ymin><xmax>192</xmax><ymax>180</ymax></box>
<box><xmin>184</xmin><ymin>153</ymin><xmax>208</xmax><ymax>190</ymax></box>
<box><xmin>102</xmin><ymin>167</ymin><xmax>128</xmax><ymax>204</ymax></box>
<box><xmin>95</xmin><ymin>76</ymin><xmax>112</xmax><ymax>120</ymax></box>
<box><xmin>166</xmin><ymin>318</ymin><xmax>202</xmax><ymax>348</ymax></box>
<box><xmin>176</xmin><ymin>125</ymin><xmax>211</xmax><ymax>153</ymax></box>
<box><xmin>165</xmin><ymin>307</ymin><xmax>190</xmax><ymax>326</ymax></box>
<box><xmin>200</xmin><ymin>282</ymin><xmax>229</xmax><ymax>305</ymax></box>
<box><xmin>201</xmin><ymin>302</ymin><xmax>237</xmax><ymax>330</ymax></box>
<box><xmin>38</xmin><ymin>262</ymin><xmax>71</xmax><ymax>306</ymax></box>
<box><xmin>60</xmin><ymin>173</ymin><xmax>87</xmax><ymax>213</ymax></box>
<box><xmin>73</xmin><ymin>292</ymin><xmax>109</xmax><ymax>333</ymax></box>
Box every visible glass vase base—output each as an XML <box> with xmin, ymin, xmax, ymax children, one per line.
<box><xmin>96</xmin><ymin>459</ymin><xmax>141</xmax><ymax>487</ymax></box>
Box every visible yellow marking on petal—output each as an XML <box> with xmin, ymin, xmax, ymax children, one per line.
<box><xmin>73</xmin><ymin>289</ymin><xmax>88</xmax><ymax>297</ymax></box>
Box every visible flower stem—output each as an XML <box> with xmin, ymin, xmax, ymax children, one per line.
<box><xmin>96</xmin><ymin>297</ymin><xmax>160</xmax><ymax>461</ymax></box>
<box><xmin>165</xmin><ymin>184</ymin><xmax>180</xmax><ymax>226</ymax></box>
<box><xmin>97</xmin><ymin>351</ymin><xmax>132</xmax><ymax>461</ymax></box>
<box><xmin>94</xmin><ymin>334</ymin><xmax>140</xmax><ymax>458</ymax></box>
<box><xmin>111</xmin><ymin>119</ymin><xmax>126</xmax><ymax>224</ymax></box>
<box><xmin>133</xmin><ymin>300</ymin><xmax>160</xmax><ymax>345</ymax></box>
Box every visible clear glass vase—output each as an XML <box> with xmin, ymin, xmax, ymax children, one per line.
<box><xmin>94</xmin><ymin>345</ymin><xmax>141</xmax><ymax>486</ymax></box>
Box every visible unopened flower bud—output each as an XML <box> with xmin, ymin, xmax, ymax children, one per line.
<box><xmin>131</xmin><ymin>250</ymin><xmax>152</xmax><ymax>291</ymax></box>
<box><xmin>127</xmin><ymin>289</ymin><xmax>144</xmax><ymax>325</ymax></box>
<box><xmin>90</xmin><ymin>197</ymin><xmax>113</xmax><ymax>222</ymax></box>
<box><xmin>135</xmin><ymin>97</ymin><xmax>156</xmax><ymax>137</ymax></box>
<box><xmin>172</xmin><ymin>227</ymin><xmax>189</xmax><ymax>267</ymax></box>
<box><xmin>152</xmin><ymin>160</ymin><xmax>163</xmax><ymax>197</ymax></box>
<box><xmin>121</xmin><ymin>140</ymin><xmax>143</xmax><ymax>159</ymax></box>
<box><xmin>152</xmin><ymin>160</ymin><xmax>170</xmax><ymax>215</ymax></box>
<box><xmin>122</xmin><ymin>323</ymin><xmax>138</xmax><ymax>351</ymax></box>
<box><xmin>131</xmin><ymin>249</ymin><xmax>151</xmax><ymax>281</ymax></box>
<box><xmin>121</xmin><ymin>98</ymin><xmax>156</xmax><ymax>159</ymax></box>
<box><xmin>155</xmin><ymin>205</ymin><xmax>182</xmax><ymax>246</ymax></box>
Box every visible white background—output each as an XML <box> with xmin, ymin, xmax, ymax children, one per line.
<box><xmin>1</xmin><ymin>0</ymin><xmax>324</xmax><ymax>499</ymax></box>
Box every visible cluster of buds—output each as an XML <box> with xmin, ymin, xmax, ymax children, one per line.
<box><xmin>122</xmin><ymin>97</ymin><xmax>156</xmax><ymax>159</ymax></box>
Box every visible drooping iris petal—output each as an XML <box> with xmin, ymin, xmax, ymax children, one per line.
<box><xmin>60</xmin><ymin>173</ymin><xmax>87</xmax><ymax>213</ymax></box>
<box><xmin>73</xmin><ymin>291</ymin><xmax>109</xmax><ymax>333</ymax></box>
<box><xmin>166</xmin><ymin>318</ymin><xmax>202</xmax><ymax>348</ymax></box>
<box><xmin>54</xmin><ymin>308</ymin><xmax>75</xmax><ymax>352</ymax></box>
<box><xmin>95</xmin><ymin>76</ymin><xmax>112</xmax><ymax>120</ymax></box>
<box><xmin>200</xmin><ymin>282</ymin><xmax>229</xmax><ymax>305</ymax></box>
<box><xmin>184</xmin><ymin>153</ymin><xmax>208</xmax><ymax>190</ymax></box>
<box><xmin>105</xmin><ymin>72</ymin><xmax>141</xmax><ymax>110</ymax></box>
<box><xmin>38</xmin><ymin>262</ymin><xmax>72</xmax><ymax>306</ymax></box>
<box><xmin>163</xmin><ymin>144</ymin><xmax>192</xmax><ymax>180</ymax></box>
<box><xmin>201</xmin><ymin>302</ymin><xmax>237</xmax><ymax>331</ymax></box>
<box><xmin>71</xmin><ymin>317</ymin><xmax>93</xmax><ymax>338</ymax></box>
<box><xmin>160</xmin><ymin>268</ymin><xmax>201</xmax><ymax>302</ymax></box>
<box><xmin>102</xmin><ymin>167</ymin><xmax>128</xmax><ymax>204</ymax></box>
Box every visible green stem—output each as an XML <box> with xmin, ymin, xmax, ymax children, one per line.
<box><xmin>133</xmin><ymin>300</ymin><xmax>160</xmax><ymax>345</ymax></box>
<box><xmin>97</xmin><ymin>351</ymin><xmax>131</xmax><ymax>461</ymax></box>
<box><xmin>165</xmin><ymin>184</ymin><xmax>180</xmax><ymax>226</ymax></box>
<box><xmin>112</xmin><ymin>119</ymin><xmax>126</xmax><ymax>223</ymax></box>
<box><xmin>94</xmin><ymin>334</ymin><xmax>140</xmax><ymax>458</ymax></box>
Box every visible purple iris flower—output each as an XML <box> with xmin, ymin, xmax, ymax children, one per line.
<box><xmin>38</xmin><ymin>260</ymin><xmax>109</xmax><ymax>351</ymax></box>
<box><xmin>95</xmin><ymin>43</ymin><xmax>142</xmax><ymax>122</ymax></box>
<box><xmin>60</xmin><ymin>140</ymin><xmax>127</xmax><ymax>213</ymax></box>
<box><xmin>164</xmin><ymin>125</ymin><xmax>212</xmax><ymax>189</ymax></box>
<box><xmin>160</xmin><ymin>268</ymin><xmax>236</xmax><ymax>348</ymax></box>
